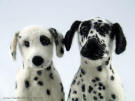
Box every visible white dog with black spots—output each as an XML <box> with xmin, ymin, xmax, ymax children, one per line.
<box><xmin>10</xmin><ymin>25</ymin><xmax>65</xmax><ymax>101</ymax></box>
<box><xmin>64</xmin><ymin>17</ymin><xmax>127</xmax><ymax>101</ymax></box>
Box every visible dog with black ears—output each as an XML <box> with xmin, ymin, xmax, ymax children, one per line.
<box><xmin>10</xmin><ymin>25</ymin><xmax>65</xmax><ymax>101</ymax></box>
<box><xmin>64</xmin><ymin>17</ymin><xmax>126</xmax><ymax>101</ymax></box>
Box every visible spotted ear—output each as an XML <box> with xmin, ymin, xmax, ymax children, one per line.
<box><xmin>64</xmin><ymin>21</ymin><xmax>81</xmax><ymax>51</ymax></box>
<box><xmin>10</xmin><ymin>31</ymin><xmax>19</xmax><ymax>60</ymax></box>
<box><xmin>49</xmin><ymin>28</ymin><xmax>64</xmax><ymax>57</ymax></box>
<box><xmin>112</xmin><ymin>23</ymin><xmax>127</xmax><ymax>54</ymax></box>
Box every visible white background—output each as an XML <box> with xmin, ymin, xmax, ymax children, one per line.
<box><xmin>0</xmin><ymin>0</ymin><xmax>134</xmax><ymax>101</ymax></box>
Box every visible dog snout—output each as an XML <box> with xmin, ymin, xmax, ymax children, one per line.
<box><xmin>81</xmin><ymin>38</ymin><xmax>105</xmax><ymax>60</ymax></box>
<box><xmin>32</xmin><ymin>56</ymin><xmax>44</xmax><ymax>66</ymax></box>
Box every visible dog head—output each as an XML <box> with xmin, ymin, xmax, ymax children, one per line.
<box><xmin>10</xmin><ymin>25</ymin><xmax>64</xmax><ymax>69</ymax></box>
<box><xmin>64</xmin><ymin>17</ymin><xmax>127</xmax><ymax>60</ymax></box>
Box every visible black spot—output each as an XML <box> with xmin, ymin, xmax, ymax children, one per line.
<box><xmin>60</xmin><ymin>47</ymin><xmax>64</xmax><ymax>54</ymax></box>
<box><xmin>46</xmin><ymin>66</ymin><xmax>51</xmax><ymax>71</ymax></box>
<box><xmin>81</xmin><ymin>37</ymin><xmax>84</xmax><ymax>42</ymax></box>
<box><xmin>73</xmin><ymin>90</ymin><xmax>77</xmax><ymax>94</ymax></box>
<box><xmin>98</xmin><ymin>20</ymin><xmax>102</xmax><ymax>22</ymax></box>
<box><xmin>74</xmin><ymin>97</ymin><xmax>78</xmax><ymax>101</ymax></box>
<box><xmin>34</xmin><ymin>77</ymin><xmax>38</xmax><ymax>81</ymax></box>
<box><xmin>37</xmin><ymin>81</ymin><xmax>43</xmax><ymax>86</ymax></box>
<box><xmin>81</xmin><ymin>84</ymin><xmax>85</xmax><ymax>92</ymax></box>
<box><xmin>94</xmin><ymin>22</ymin><xmax>111</xmax><ymax>36</ymax></box>
<box><xmin>103</xmin><ymin>86</ymin><xmax>106</xmax><ymax>90</ymax></box>
<box><xmin>93</xmin><ymin>96</ymin><xmax>97</xmax><ymax>100</ymax></box>
<box><xmin>23</xmin><ymin>63</ymin><xmax>25</xmax><ymax>69</ymax></box>
<box><xmin>105</xmin><ymin>60</ymin><xmax>109</xmax><ymax>65</ymax></box>
<box><xmin>97</xmin><ymin>65</ymin><xmax>102</xmax><ymax>72</ymax></box>
<box><xmin>77</xmin><ymin>81</ymin><xmax>80</xmax><ymax>85</ymax></box>
<box><xmin>92</xmin><ymin>79</ymin><xmax>96</xmax><ymax>83</ymax></box>
<box><xmin>18</xmin><ymin>35</ymin><xmax>21</xmax><ymax>38</ymax></box>
<box><xmin>93</xmin><ymin>91</ymin><xmax>96</xmax><ymax>94</ymax></box>
<box><xmin>98</xmin><ymin>87</ymin><xmax>102</xmax><ymax>90</ymax></box>
<box><xmin>11</xmin><ymin>52</ymin><xmax>14</xmax><ymax>56</ymax></box>
<box><xmin>98</xmin><ymin>82</ymin><xmax>103</xmax><ymax>87</ymax></box>
<box><xmin>68</xmin><ymin>88</ymin><xmax>71</xmax><ymax>97</ymax></box>
<box><xmin>60</xmin><ymin>83</ymin><xmax>64</xmax><ymax>92</ymax></box>
<box><xmin>111</xmin><ymin>94</ymin><xmax>116</xmax><ymax>99</ymax></box>
<box><xmin>80</xmin><ymin>20</ymin><xmax>91</xmax><ymax>38</ymax></box>
<box><xmin>95</xmin><ymin>77</ymin><xmax>100</xmax><ymax>81</ymax></box>
<box><xmin>37</xmin><ymin>70</ymin><xmax>42</xmax><ymax>75</ymax></box>
<box><xmin>98</xmin><ymin>93</ymin><xmax>101</xmax><ymax>96</ymax></box>
<box><xmin>72</xmin><ymin>98</ymin><xmax>74</xmax><ymax>101</ymax></box>
<box><xmin>46</xmin><ymin>89</ymin><xmax>51</xmax><ymax>95</ymax></box>
<box><xmin>83</xmin><ymin>94</ymin><xmax>86</xmax><ymax>100</ymax></box>
<box><xmin>81</xmin><ymin>68</ymin><xmax>85</xmax><ymax>75</ymax></box>
<box><xmin>110</xmin><ymin>65</ymin><xmax>114</xmax><ymax>74</ymax></box>
<box><xmin>100</xmin><ymin>96</ymin><xmax>104</xmax><ymax>99</ymax></box>
<box><xmin>98</xmin><ymin>93</ymin><xmax>104</xmax><ymax>99</ymax></box>
<box><xmin>90</xmin><ymin>30</ymin><xmax>93</xmax><ymax>33</ymax></box>
<box><xmin>80</xmin><ymin>74</ymin><xmax>82</xmax><ymax>77</ymax></box>
<box><xmin>88</xmin><ymin>85</ymin><xmax>93</xmax><ymax>93</ymax></box>
<box><xmin>61</xmin><ymin>98</ymin><xmax>64</xmax><ymax>101</ymax></box>
<box><xmin>40</xmin><ymin>35</ymin><xmax>50</xmax><ymax>46</ymax></box>
<box><xmin>106</xmin><ymin>57</ymin><xmax>110</xmax><ymax>65</ymax></box>
<box><xmin>25</xmin><ymin>80</ymin><xmax>30</xmax><ymax>88</ymax></box>
<box><xmin>110</xmin><ymin>75</ymin><xmax>115</xmax><ymax>81</ymax></box>
<box><xmin>15</xmin><ymin>82</ymin><xmax>17</xmax><ymax>89</ymax></box>
<box><xmin>94</xmin><ymin>84</ymin><xmax>97</xmax><ymax>87</ymax></box>
<box><xmin>49</xmin><ymin>73</ymin><xmax>54</xmax><ymax>79</ymax></box>
<box><xmin>72</xmin><ymin>79</ymin><xmax>76</xmax><ymax>85</ymax></box>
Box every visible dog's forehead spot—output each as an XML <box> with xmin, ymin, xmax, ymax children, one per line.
<box><xmin>79</xmin><ymin>20</ymin><xmax>91</xmax><ymax>37</ymax></box>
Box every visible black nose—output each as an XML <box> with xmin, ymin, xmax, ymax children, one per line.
<box><xmin>32</xmin><ymin>56</ymin><xmax>44</xmax><ymax>66</ymax></box>
<box><xmin>81</xmin><ymin>38</ymin><xmax>105</xmax><ymax>60</ymax></box>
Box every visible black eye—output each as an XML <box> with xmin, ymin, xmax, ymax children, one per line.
<box><xmin>80</xmin><ymin>26</ymin><xmax>89</xmax><ymax>34</ymax></box>
<box><xmin>24</xmin><ymin>41</ymin><xmax>30</xmax><ymax>47</ymax></box>
<box><xmin>80</xmin><ymin>21</ymin><xmax>91</xmax><ymax>38</ymax></box>
<box><xmin>40</xmin><ymin>35</ymin><xmax>50</xmax><ymax>46</ymax></box>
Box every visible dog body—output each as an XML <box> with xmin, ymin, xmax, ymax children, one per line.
<box><xmin>14</xmin><ymin>63</ymin><xmax>64</xmax><ymax>101</ymax></box>
<box><xmin>10</xmin><ymin>26</ymin><xmax>64</xmax><ymax>101</ymax></box>
<box><xmin>67</xmin><ymin>58</ymin><xmax>125</xmax><ymax>101</ymax></box>
<box><xmin>64</xmin><ymin>17</ymin><xmax>126</xmax><ymax>101</ymax></box>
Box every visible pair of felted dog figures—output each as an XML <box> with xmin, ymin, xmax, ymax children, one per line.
<box><xmin>10</xmin><ymin>17</ymin><xmax>127</xmax><ymax>101</ymax></box>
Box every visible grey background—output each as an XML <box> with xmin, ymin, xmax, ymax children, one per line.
<box><xmin>0</xmin><ymin>0</ymin><xmax>134</xmax><ymax>101</ymax></box>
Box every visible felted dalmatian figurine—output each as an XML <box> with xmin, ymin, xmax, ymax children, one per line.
<box><xmin>10</xmin><ymin>25</ymin><xmax>65</xmax><ymax>101</ymax></box>
<box><xmin>64</xmin><ymin>17</ymin><xmax>127</xmax><ymax>101</ymax></box>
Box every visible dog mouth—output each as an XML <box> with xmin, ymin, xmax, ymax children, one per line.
<box><xmin>81</xmin><ymin>38</ymin><xmax>106</xmax><ymax>60</ymax></box>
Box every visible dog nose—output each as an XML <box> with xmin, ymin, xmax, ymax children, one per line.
<box><xmin>32</xmin><ymin>56</ymin><xmax>44</xmax><ymax>66</ymax></box>
<box><xmin>81</xmin><ymin>38</ymin><xmax>105</xmax><ymax>60</ymax></box>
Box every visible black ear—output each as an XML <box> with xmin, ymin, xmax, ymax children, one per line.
<box><xmin>64</xmin><ymin>21</ymin><xmax>81</xmax><ymax>51</ymax></box>
<box><xmin>112</xmin><ymin>23</ymin><xmax>127</xmax><ymax>54</ymax></box>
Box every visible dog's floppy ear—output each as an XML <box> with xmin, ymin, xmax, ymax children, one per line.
<box><xmin>10</xmin><ymin>31</ymin><xmax>19</xmax><ymax>60</ymax></box>
<box><xmin>64</xmin><ymin>20</ymin><xmax>81</xmax><ymax>51</ymax></box>
<box><xmin>49</xmin><ymin>28</ymin><xmax>64</xmax><ymax>57</ymax></box>
<box><xmin>112</xmin><ymin>23</ymin><xmax>127</xmax><ymax>54</ymax></box>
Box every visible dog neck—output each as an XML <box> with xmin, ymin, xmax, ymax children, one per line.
<box><xmin>80</xmin><ymin>56</ymin><xmax>112</xmax><ymax>74</ymax></box>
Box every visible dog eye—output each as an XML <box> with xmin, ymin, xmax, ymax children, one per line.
<box><xmin>24</xmin><ymin>41</ymin><xmax>30</xmax><ymax>47</ymax></box>
<box><xmin>80</xmin><ymin>26</ymin><xmax>89</xmax><ymax>35</ymax></box>
<box><xmin>40</xmin><ymin>35</ymin><xmax>50</xmax><ymax>46</ymax></box>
